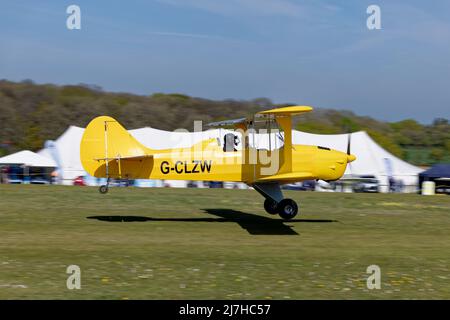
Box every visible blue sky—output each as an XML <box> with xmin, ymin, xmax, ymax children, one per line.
<box><xmin>1</xmin><ymin>0</ymin><xmax>449</xmax><ymax>123</ymax></box>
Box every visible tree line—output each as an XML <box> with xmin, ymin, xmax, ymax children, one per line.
<box><xmin>0</xmin><ymin>80</ymin><xmax>448</xmax><ymax>165</ymax></box>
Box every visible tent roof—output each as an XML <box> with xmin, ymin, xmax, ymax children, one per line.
<box><xmin>419</xmin><ymin>164</ymin><xmax>450</xmax><ymax>178</ymax></box>
<box><xmin>0</xmin><ymin>150</ymin><xmax>57</xmax><ymax>167</ymax></box>
<box><xmin>38</xmin><ymin>126</ymin><xmax>85</xmax><ymax>180</ymax></box>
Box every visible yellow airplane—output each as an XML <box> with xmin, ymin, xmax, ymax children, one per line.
<box><xmin>80</xmin><ymin>106</ymin><xmax>356</xmax><ymax>220</ymax></box>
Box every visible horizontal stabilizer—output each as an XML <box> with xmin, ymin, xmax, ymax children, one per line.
<box><xmin>94</xmin><ymin>154</ymin><xmax>153</xmax><ymax>162</ymax></box>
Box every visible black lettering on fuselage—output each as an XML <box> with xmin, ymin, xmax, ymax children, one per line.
<box><xmin>192</xmin><ymin>160</ymin><xmax>200</xmax><ymax>173</ymax></box>
<box><xmin>160</xmin><ymin>160</ymin><xmax>212</xmax><ymax>174</ymax></box>
<box><xmin>161</xmin><ymin>161</ymin><xmax>170</xmax><ymax>174</ymax></box>
<box><xmin>184</xmin><ymin>162</ymin><xmax>191</xmax><ymax>174</ymax></box>
<box><xmin>200</xmin><ymin>160</ymin><xmax>212</xmax><ymax>173</ymax></box>
<box><xmin>175</xmin><ymin>161</ymin><xmax>184</xmax><ymax>174</ymax></box>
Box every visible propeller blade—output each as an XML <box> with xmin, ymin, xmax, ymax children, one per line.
<box><xmin>347</xmin><ymin>133</ymin><xmax>351</xmax><ymax>155</ymax></box>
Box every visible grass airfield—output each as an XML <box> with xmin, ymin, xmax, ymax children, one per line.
<box><xmin>0</xmin><ymin>184</ymin><xmax>449</xmax><ymax>299</ymax></box>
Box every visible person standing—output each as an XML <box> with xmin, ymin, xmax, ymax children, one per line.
<box><xmin>0</xmin><ymin>166</ymin><xmax>9</xmax><ymax>184</ymax></box>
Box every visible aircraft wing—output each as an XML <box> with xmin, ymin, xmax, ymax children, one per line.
<box><xmin>257</xmin><ymin>172</ymin><xmax>313</xmax><ymax>182</ymax></box>
<box><xmin>206</xmin><ymin>118</ymin><xmax>247</xmax><ymax>127</ymax></box>
<box><xmin>258</xmin><ymin>106</ymin><xmax>313</xmax><ymax>116</ymax></box>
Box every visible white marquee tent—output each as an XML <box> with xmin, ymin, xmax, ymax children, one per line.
<box><xmin>0</xmin><ymin>150</ymin><xmax>57</xmax><ymax>167</ymax></box>
<box><xmin>37</xmin><ymin>125</ymin><xmax>423</xmax><ymax>192</ymax></box>
<box><xmin>38</xmin><ymin>126</ymin><xmax>85</xmax><ymax>184</ymax></box>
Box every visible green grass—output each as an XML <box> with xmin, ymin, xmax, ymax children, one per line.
<box><xmin>0</xmin><ymin>185</ymin><xmax>449</xmax><ymax>299</ymax></box>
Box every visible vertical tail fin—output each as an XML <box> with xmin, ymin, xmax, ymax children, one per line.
<box><xmin>80</xmin><ymin>116</ymin><xmax>154</xmax><ymax>178</ymax></box>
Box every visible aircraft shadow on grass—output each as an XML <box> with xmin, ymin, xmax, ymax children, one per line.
<box><xmin>87</xmin><ymin>209</ymin><xmax>337</xmax><ymax>236</ymax></box>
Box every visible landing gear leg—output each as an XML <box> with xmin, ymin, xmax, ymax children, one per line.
<box><xmin>253</xmin><ymin>183</ymin><xmax>299</xmax><ymax>220</ymax></box>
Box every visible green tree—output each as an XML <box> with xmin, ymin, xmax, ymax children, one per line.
<box><xmin>430</xmin><ymin>148</ymin><xmax>444</xmax><ymax>163</ymax></box>
<box><xmin>366</xmin><ymin>129</ymin><xmax>404</xmax><ymax>158</ymax></box>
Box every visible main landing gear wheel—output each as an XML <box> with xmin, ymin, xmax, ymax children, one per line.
<box><xmin>264</xmin><ymin>199</ymin><xmax>279</xmax><ymax>215</ymax></box>
<box><xmin>277</xmin><ymin>199</ymin><xmax>298</xmax><ymax>220</ymax></box>
<box><xmin>99</xmin><ymin>185</ymin><xmax>109</xmax><ymax>194</ymax></box>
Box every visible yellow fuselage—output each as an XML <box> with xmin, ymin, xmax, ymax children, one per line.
<box><xmin>82</xmin><ymin>138</ymin><xmax>350</xmax><ymax>184</ymax></box>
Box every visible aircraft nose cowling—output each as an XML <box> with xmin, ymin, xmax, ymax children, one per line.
<box><xmin>347</xmin><ymin>154</ymin><xmax>356</xmax><ymax>163</ymax></box>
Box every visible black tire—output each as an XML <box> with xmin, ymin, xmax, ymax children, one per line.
<box><xmin>278</xmin><ymin>199</ymin><xmax>298</xmax><ymax>220</ymax></box>
<box><xmin>99</xmin><ymin>185</ymin><xmax>109</xmax><ymax>194</ymax></box>
<box><xmin>264</xmin><ymin>199</ymin><xmax>278</xmax><ymax>215</ymax></box>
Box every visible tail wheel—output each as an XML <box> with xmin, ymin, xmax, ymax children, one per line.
<box><xmin>99</xmin><ymin>185</ymin><xmax>109</xmax><ymax>194</ymax></box>
<box><xmin>264</xmin><ymin>199</ymin><xmax>279</xmax><ymax>215</ymax></box>
<box><xmin>278</xmin><ymin>199</ymin><xmax>298</xmax><ymax>220</ymax></box>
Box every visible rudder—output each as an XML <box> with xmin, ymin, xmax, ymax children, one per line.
<box><xmin>80</xmin><ymin>116</ymin><xmax>153</xmax><ymax>178</ymax></box>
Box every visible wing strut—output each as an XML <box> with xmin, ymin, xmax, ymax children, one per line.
<box><xmin>104</xmin><ymin>121</ymin><xmax>110</xmax><ymax>182</ymax></box>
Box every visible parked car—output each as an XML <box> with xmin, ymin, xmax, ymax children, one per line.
<box><xmin>109</xmin><ymin>179</ymin><xmax>134</xmax><ymax>187</ymax></box>
<box><xmin>435</xmin><ymin>180</ymin><xmax>450</xmax><ymax>195</ymax></box>
<box><xmin>208</xmin><ymin>181</ymin><xmax>223</xmax><ymax>188</ymax></box>
<box><xmin>30</xmin><ymin>176</ymin><xmax>50</xmax><ymax>184</ymax></box>
<box><xmin>187</xmin><ymin>181</ymin><xmax>198</xmax><ymax>188</ymax></box>
<box><xmin>282</xmin><ymin>180</ymin><xmax>316</xmax><ymax>191</ymax></box>
<box><xmin>353</xmin><ymin>175</ymin><xmax>379</xmax><ymax>193</ymax></box>
<box><xmin>7</xmin><ymin>167</ymin><xmax>24</xmax><ymax>183</ymax></box>
<box><xmin>73</xmin><ymin>176</ymin><xmax>86</xmax><ymax>186</ymax></box>
<box><xmin>7</xmin><ymin>174</ymin><xmax>23</xmax><ymax>184</ymax></box>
